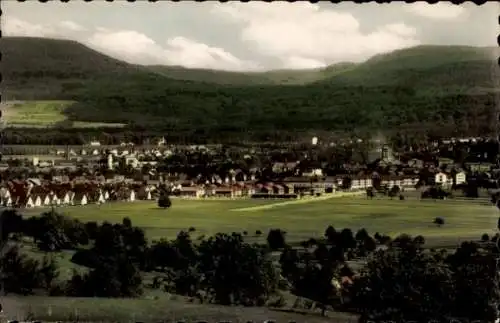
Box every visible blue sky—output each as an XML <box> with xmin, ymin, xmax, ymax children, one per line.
<box><xmin>3</xmin><ymin>1</ymin><xmax>497</xmax><ymax>71</ymax></box>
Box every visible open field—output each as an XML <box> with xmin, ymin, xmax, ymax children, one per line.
<box><xmin>1</xmin><ymin>100</ymin><xmax>126</xmax><ymax>128</ymax></box>
<box><xmin>1</xmin><ymin>294</ymin><xmax>358</xmax><ymax>323</ymax></box>
<box><xmin>22</xmin><ymin>195</ymin><xmax>498</xmax><ymax>248</ymax></box>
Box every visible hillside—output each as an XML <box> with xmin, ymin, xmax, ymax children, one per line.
<box><xmin>147</xmin><ymin>62</ymin><xmax>357</xmax><ymax>85</ymax></box>
<box><xmin>2</xmin><ymin>37</ymin><xmax>499</xmax><ymax>139</ymax></box>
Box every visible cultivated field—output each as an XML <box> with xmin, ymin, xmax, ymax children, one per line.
<box><xmin>23</xmin><ymin>195</ymin><xmax>498</xmax><ymax>248</ymax></box>
<box><xmin>1</xmin><ymin>100</ymin><xmax>126</xmax><ymax>128</ymax></box>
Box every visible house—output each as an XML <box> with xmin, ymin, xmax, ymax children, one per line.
<box><xmin>60</xmin><ymin>191</ymin><xmax>74</xmax><ymax>205</ymax></box>
<box><xmin>454</xmin><ymin>171</ymin><xmax>467</xmax><ymax>186</ymax></box>
<box><xmin>127</xmin><ymin>190</ymin><xmax>136</xmax><ymax>202</ymax></box>
<box><xmin>213</xmin><ymin>187</ymin><xmax>233</xmax><ymax>198</ymax></box>
<box><xmin>43</xmin><ymin>194</ymin><xmax>52</xmax><ymax>206</ymax></box>
<box><xmin>25</xmin><ymin>196</ymin><xmax>35</xmax><ymax>208</ymax></box>
<box><xmin>432</xmin><ymin>172</ymin><xmax>452</xmax><ymax>187</ymax></box>
<box><xmin>33</xmin><ymin>194</ymin><xmax>43</xmax><ymax>207</ymax></box>
<box><xmin>179</xmin><ymin>186</ymin><xmax>204</xmax><ymax>198</ymax></box>
<box><xmin>73</xmin><ymin>193</ymin><xmax>88</xmax><ymax>206</ymax></box>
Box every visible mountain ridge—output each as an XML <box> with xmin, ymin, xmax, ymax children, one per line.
<box><xmin>2</xmin><ymin>36</ymin><xmax>498</xmax><ymax>139</ymax></box>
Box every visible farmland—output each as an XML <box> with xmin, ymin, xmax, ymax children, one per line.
<box><xmin>22</xmin><ymin>195</ymin><xmax>497</xmax><ymax>248</ymax></box>
<box><xmin>1</xmin><ymin>100</ymin><xmax>126</xmax><ymax>128</ymax></box>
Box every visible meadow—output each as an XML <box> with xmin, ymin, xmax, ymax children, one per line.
<box><xmin>23</xmin><ymin>195</ymin><xmax>498</xmax><ymax>248</ymax></box>
<box><xmin>1</xmin><ymin>100</ymin><xmax>126</xmax><ymax>128</ymax></box>
<box><xmin>7</xmin><ymin>195</ymin><xmax>497</xmax><ymax>323</ymax></box>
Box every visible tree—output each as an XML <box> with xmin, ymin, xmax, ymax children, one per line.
<box><xmin>158</xmin><ymin>193</ymin><xmax>172</xmax><ymax>209</ymax></box>
<box><xmin>350</xmin><ymin>245</ymin><xmax>456</xmax><ymax>322</ymax></box>
<box><xmin>388</xmin><ymin>185</ymin><xmax>400</xmax><ymax>199</ymax></box>
<box><xmin>197</xmin><ymin>233</ymin><xmax>279</xmax><ymax>306</ymax></box>
<box><xmin>266</xmin><ymin>229</ymin><xmax>287</xmax><ymax>250</ymax></box>
<box><xmin>433</xmin><ymin>217</ymin><xmax>445</xmax><ymax>227</ymax></box>
<box><xmin>324</xmin><ymin>225</ymin><xmax>337</xmax><ymax>244</ymax></box>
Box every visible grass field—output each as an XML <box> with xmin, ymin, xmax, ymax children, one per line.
<box><xmin>1</xmin><ymin>100</ymin><xmax>126</xmax><ymax>128</ymax></box>
<box><xmin>7</xmin><ymin>195</ymin><xmax>497</xmax><ymax>322</ymax></box>
<box><xmin>23</xmin><ymin>195</ymin><xmax>498</xmax><ymax>248</ymax></box>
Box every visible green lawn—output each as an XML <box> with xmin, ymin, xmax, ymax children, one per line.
<box><xmin>23</xmin><ymin>196</ymin><xmax>498</xmax><ymax>248</ymax></box>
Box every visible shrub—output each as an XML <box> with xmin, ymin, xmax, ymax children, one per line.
<box><xmin>433</xmin><ymin>217</ymin><xmax>445</xmax><ymax>226</ymax></box>
<box><xmin>324</xmin><ymin>225</ymin><xmax>337</xmax><ymax>243</ymax></box>
<box><xmin>481</xmin><ymin>233</ymin><xmax>490</xmax><ymax>242</ymax></box>
<box><xmin>158</xmin><ymin>195</ymin><xmax>172</xmax><ymax>208</ymax></box>
<box><xmin>267</xmin><ymin>229</ymin><xmax>286</xmax><ymax>250</ymax></box>
<box><xmin>255</xmin><ymin>230</ymin><xmax>262</xmax><ymax>236</ymax></box>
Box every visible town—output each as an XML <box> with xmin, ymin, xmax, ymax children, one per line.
<box><xmin>0</xmin><ymin>135</ymin><xmax>496</xmax><ymax>209</ymax></box>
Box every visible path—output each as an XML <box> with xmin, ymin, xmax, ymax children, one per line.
<box><xmin>231</xmin><ymin>191</ymin><xmax>365</xmax><ymax>212</ymax></box>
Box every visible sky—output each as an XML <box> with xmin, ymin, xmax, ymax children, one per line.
<box><xmin>2</xmin><ymin>1</ymin><xmax>498</xmax><ymax>71</ymax></box>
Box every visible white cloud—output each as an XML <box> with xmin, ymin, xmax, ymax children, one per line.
<box><xmin>3</xmin><ymin>17</ymin><xmax>256</xmax><ymax>71</ymax></box>
<box><xmin>211</xmin><ymin>2</ymin><xmax>420</xmax><ymax>69</ymax></box>
<box><xmin>406</xmin><ymin>3</ymin><xmax>466</xmax><ymax>20</ymax></box>
<box><xmin>2</xmin><ymin>16</ymin><xmax>54</xmax><ymax>37</ymax></box>
<box><xmin>58</xmin><ymin>20</ymin><xmax>86</xmax><ymax>32</ymax></box>
<box><xmin>87</xmin><ymin>29</ymin><xmax>257</xmax><ymax>71</ymax></box>
<box><xmin>282</xmin><ymin>56</ymin><xmax>326</xmax><ymax>70</ymax></box>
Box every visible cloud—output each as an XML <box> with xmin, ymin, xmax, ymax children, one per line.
<box><xmin>282</xmin><ymin>56</ymin><xmax>326</xmax><ymax>70</ymax></box>
<box><xmin>211</xmin><ymin>2</ymin><xmax>420</xmax><ymax>69</ymax></box>
<box><xmin>2</xmin><ymin>16</ymin><xmax>54</xmax><ymax>37</ymax></box>
<box><xmin>58</xmin><ymin>20</ymin><xmax>87</xmax><ymax>32</ymax></box>
<box><xmin>3</xmin><ymin>17</ymin><xmax>256</xmax><ymax>71</ymax></box>
<box><xmin>87</xmin><ymin>29</ymin><xmax>257</xmax><ymax>71</ymax></box>
<box><xmin>406</xmin><ymin>3</ymin><xmax>466</xmax><ymax>20</ymax></box>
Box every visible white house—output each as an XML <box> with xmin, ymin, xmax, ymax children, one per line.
<box><xmin>61</xmin><ymin>191</ymin><xmax>74</xmax><ymax>205</ymax></box>
<box><xmin>97</xmin><ymin>190</ymin><xmax>106</xmax><ymax>204</ymax></box>
<box><xmin>34</xmin><ymin>195</ymin><xmax>43</xmax><ymax>207</ymax></box>
<box><xmin>43</xmin><ymin>194</ymin><xmax>52</xmax><ymax>206</ymax></box>
<box><xmin>128</xmin><ymin>190</ymin><xmax>136</xmax><ymax>202</ymax></box>
<box><xmin>455</xmin><ymin>171</ymin><xmax>467</xmax><ymax>185</ymax></box>
<box><xmin>25</xmin><ymin>196</ymin><xmax>35</xmax><ymax>208</ymax></box>
<box><xmin>2</xmin><ymin>196</ymin><xmax>12</xmax><ymax>207</ymax></box>
<box><xmin>433</xmin><ymin>172</ymin><xmax>451</xmax><ymax>187</ymax></box>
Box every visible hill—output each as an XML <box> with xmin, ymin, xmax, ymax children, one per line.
<box><xmin>147</xmin><ymin>62</ymin><xmax>357</xmax><ymax>86</ymax></box>
<box><xmin>2</xmin><ymin>37</ymin><xmax>499</xmax><ymax>140</ymax></box>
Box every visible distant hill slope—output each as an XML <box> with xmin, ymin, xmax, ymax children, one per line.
<box><xmin>2</xmin><ymin>37</ymin><xmax>498</xmax><ymax>138</ymax></box>
<box><xmin>147</xmin><ymin>62</ymin><xmax>357</xmax><ymax>85</ymax></box>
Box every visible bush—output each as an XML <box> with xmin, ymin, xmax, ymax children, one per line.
<box><xmin>481</xmin><ymin>233</ymin><xmax>490</xmax><ymax>242</ymax></box>
<box><xmin>255</xmin><ymin>230</ymin><xmax>262</xmax><ymax>236</ymax></box>
<box><xmin>433</xmin><ymin>217</ymin><xmax>445</xmax><ymax>226</ymax></box>
<box><xmin>324</xmin><ymin>225</ymin><xmax>337</xmax><ymax>244</ymax></box>
<box><xmin>267</xmin><ymin>229</ymin><xmax>287</xmax><ymax>250</ymax></box>
<box><xmin>158</xmin><ymin>195</ymin><xmax>172</xmax><ymax>208</ymax></box>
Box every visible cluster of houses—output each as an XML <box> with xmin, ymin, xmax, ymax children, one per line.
<box><xmin>0</xmin><ymin>167</ymin><xmax>469</xmax><ymax>209</ymax></box>
<box><xmin>0</xmin><ymin>179</ymin><xmax>156</xmax><ymax>209</ymax></box>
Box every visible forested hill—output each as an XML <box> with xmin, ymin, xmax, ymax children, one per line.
<box><xmin>2</xmin><ymin>36</ymin><xmax>499</xmax><ymax>140</ymax></box>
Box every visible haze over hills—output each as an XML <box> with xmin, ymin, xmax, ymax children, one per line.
<box><xmin>1</xmin><ymin>36</ymin><xmax>499</xmax><ymax>139</ymax></box>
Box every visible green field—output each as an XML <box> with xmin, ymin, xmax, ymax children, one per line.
<box><xmin>24</xmin><ymin>196</ymin><xmax>498</xmax><ymax>248</ymax></box>
<box><xmin>1</xmin><ymin>100</ymin><xmax>126</xmax><ymax>128</ymax></box>
<box><xmin>8</xmin><ymin>196</ymin><xmax>497</xmax><ymax>322</ymax></box>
